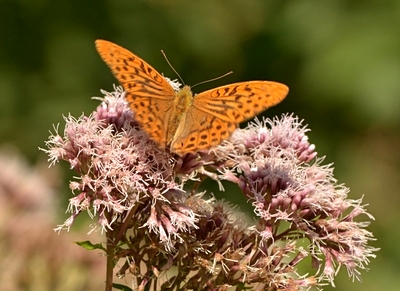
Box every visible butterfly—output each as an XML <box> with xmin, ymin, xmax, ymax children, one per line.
<box><xmin>95</xmin><ymin>39</ymin><xmax>288</xmax><ymax>156</ymax></box>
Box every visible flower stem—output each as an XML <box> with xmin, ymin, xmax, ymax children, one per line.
<box><xmin>115</xmin><ymin>202</ymin><xmax>140</xmax><ymax>244</ymax></box>
<box><xmin>105</xmin><ymin>210</ymin><xmax>115</xmax><ymax>291</ymax></box>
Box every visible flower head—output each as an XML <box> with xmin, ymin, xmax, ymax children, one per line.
<box><xmin>42</xmin><ymin>86</ymin><xmax>377</xmax><ymax>290</ymax></box>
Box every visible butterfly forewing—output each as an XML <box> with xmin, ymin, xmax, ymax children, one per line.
<box><xmin>95</xmin><ymin>40</ymin><xmax>176</xmax><ymax>148</ymax></box>
<box><xmin>192</xmin><ymin>81</ymin><xmax>288</xmax><ymax>124</ymax></box>
<box><xmin>95</xmin><ymin>40</ymin><xmax>175</xmax><ymax>99</ymax></box>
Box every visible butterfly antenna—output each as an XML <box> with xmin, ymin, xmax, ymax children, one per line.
<box><xmin>191</xmin><ymin>71</ymin><xmax>233</xmax><ymax>89</ymax></box>
<box><xmin>161</xmin><ymin>50</ymin><xmax>185</xmax><ymax>85</ymax></box>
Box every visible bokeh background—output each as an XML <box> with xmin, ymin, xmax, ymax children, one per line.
<box><xmin>1</xmin><ymin>0</ymin><xmax>399</xmax><ymax>290</ymax></box>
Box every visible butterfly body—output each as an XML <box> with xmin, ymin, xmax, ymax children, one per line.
<box><xmin>169</xmin><ymin>86</ymin><xmax>193</xmax><ymax>146</ymax></box>
<box><xmin>95</xmin><ymin>40</ymin><xmax>289</xmax><ymax>156</ymax></box>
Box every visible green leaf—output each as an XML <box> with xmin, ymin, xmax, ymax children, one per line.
<box><xmin>75</xmin><ymin>240</ymin><xmax>105</xmax><ymax>251</ymax></box>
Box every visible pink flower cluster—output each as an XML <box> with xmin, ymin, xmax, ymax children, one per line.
<box><xmin>43</xmin><ymin>86</ymin><xmax>377</xmax><ymax>290</ymax></box>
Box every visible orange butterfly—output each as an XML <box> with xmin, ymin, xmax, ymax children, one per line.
<box><xmin>95</xmin><ymin>40</ymin><xmax>288</xmax><ymax>156</ymax></box>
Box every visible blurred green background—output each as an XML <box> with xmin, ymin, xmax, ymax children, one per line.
<box><xmin>1</xmin><ymin>0</ymin><xmax>398</xmax><ymax>290</ymax></box>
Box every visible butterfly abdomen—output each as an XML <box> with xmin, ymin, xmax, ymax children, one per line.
<box><xmin>166</xmin><ymin>86</ymin><xmax>193</xmax><ymax>146</ymax></box>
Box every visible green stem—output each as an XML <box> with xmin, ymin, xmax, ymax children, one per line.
<box><xmin>115</xmin><ymin>202</ymin><xmax>140</xmax><ymax>245</ymax></box>
<box><xmin>105</xmin><ymin>210</ymin><xmax>115</xmax><ymax>291</ymax></box>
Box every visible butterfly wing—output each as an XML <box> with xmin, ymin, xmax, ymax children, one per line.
<box><xmin>170</xmin><ymin>81</ymin><xmax>288</xmax><ymax>154</ymax></box>
<box><xmin>95</xmin><ymin>40</ymin><xmax>176</xmax><ymax>148</ymax></box>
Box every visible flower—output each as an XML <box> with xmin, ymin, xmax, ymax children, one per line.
<box><xmin>42</xmin><ymin>86</ymin><xmax>377</xmax><ymax>290</ymax></box>
<box><xmin>45</xmin><ymin>86</ymin><xmax>199</xmax><ymax>244</ymax></box>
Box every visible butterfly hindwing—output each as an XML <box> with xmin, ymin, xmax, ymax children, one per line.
<box><xmin>171</xmin><ymin>107</ymin><xmax>236</xmax><ymax>154</ymax></box>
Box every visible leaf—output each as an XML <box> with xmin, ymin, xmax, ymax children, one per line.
<box><xmin>75</xmin><ymin>240</ymin><xmax>105</xmax><ymax>251</ymax></box>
